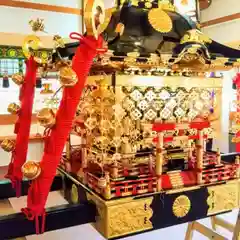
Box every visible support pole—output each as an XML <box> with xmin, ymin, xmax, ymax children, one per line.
<box><xmin>156</xmin><ymin>132</ymin><xmax>164</xmax><ymax>191</ymax></box>
<box><xmin>196</xmin><ymin>130</ymin><xmax>204</xmax><ymax>184</ymax></box>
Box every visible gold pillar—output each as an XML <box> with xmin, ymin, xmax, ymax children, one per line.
<box><xmin>81</xmin><ymin>131</ymin><xmax>87</xmax><ymax>169</ymax></box>
<box><xmin>104</xmin><ymin>172</ymin><xmax>111</xmax><ymax>199</ymax></box>
<box><xmin>196</xmin><ymin>130</ymin><xmax>204</xmax><ymax>184</ymax></box>
<box><xmin>156</xmin><ymin>132</ymin><xmax>164</xmax><ymax>191</ymax></box>
<box><xmin>235</xmin><ymin>156</ymin><xmax>240</xmax><ymax>178</ymax></box>
<box><xmin>112</xmin><ymin>161</ymin><xmax>119</xmax><ymax>179</ymax></box>
<box><xmin>66</xmin><ymin>136</ymin><xmax>71</xmax><ymax>160</ymax></box>
<box><xmin>216</xmin><ymin>148</ymin><xmax>221</xmax><ymax>165</ymax></box>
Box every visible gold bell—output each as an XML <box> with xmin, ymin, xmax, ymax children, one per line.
<box><xmin>1</xmin><ymin>139</ymin><xmax>15</xmax><ymax>152</ymax></box>
<box><xmin>11</xmin><ymin>73</ymin><xmax>24</xmax><ymax>86</ymax></box>
<box><xmin>22</xmin><ymin>161</ymin><xmax>41</xmax><ymax>180</ymax></box>
<box><xmin>59</xmin><ymin>66</ymin><xmax>78</xmax><ymax>87</ymax></box>
<box><xmin>7</xmin><ymin>103</ymin><xmax>20</xmax><ymax>115</ymax></box>
<box><xmin>37</xmin><ymin>108</ymin><xmax>56</xmax><ymax>128</ymax></box>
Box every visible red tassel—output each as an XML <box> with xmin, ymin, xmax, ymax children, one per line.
<box><xmin>22</xmin><ymin>34</ymin><xmax>106</xmax><ymax>232</ymax></box>
<box><xmin>5</xmin><ymin>57</ymin><xmax>37</xmax><ymax>196</ymax></box>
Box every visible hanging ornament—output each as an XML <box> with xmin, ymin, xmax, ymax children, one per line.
<box><xmin>1</xmin><ymin>139</ymin><xmax>15</xmax><ymax>152</ymax></box>
<box><xmin>36</xmin><ymin>108</ymin><xmax>56</xmax><ymax>128</ymax></box>
<box><xmin>2</xmin><ymin>72</ymin><xmax>10</xmax><ymax>88</ymax></box>
<box><xmin>59</xmin><ymin>66</ymin><xmax>78</xmax><ymax>87</ymax></box>
<box><xmin>11</xmin><ymin>73</ymin><xmax>24</xmax><ymax>86</ymax></box>
<box><xmin>36</xmin><ymin>77</ymin><xmax>42</xmax><ymax>88</ymax></box>
<box><xmin>22</xmin><ymin>161</ymin><xmax>41</xmax><ymax>180</ymax></box>
<box><xmin>7</xmin><ymin>103</ymin><xmax>21</xmax><ymax>115</ymax></box>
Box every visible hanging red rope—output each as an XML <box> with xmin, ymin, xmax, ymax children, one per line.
<box><xmin>5</xmin><ymin>56</ymin><xmax>38</xmax><ymax>197</ymax></box>
<box><xmin>22</xmin><ymin>33</ymin><xmax>106</xmax><ymax>234</ymax></box>
<box><xmin>233</xmin><ymin>72</ymin><xmax>240</xmax><ymax>152</ymax></box>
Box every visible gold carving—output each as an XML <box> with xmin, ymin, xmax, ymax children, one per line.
<box><xmin>172</xmin><ymin>195</ymin><xmax>191</xmax><ymax>218</ymax></box>
<box><xmin>148</xmin><ymin>8</ymin><xmax>173</xmax><ymax>33</ymax></box>
<box><xmin>180</xmin><ymin>30</ymin><xmax>212</xmax><ymax>45</ymax></box>
<box><xmin>207</xmin><ymin>182</ymin><xmax>239</xmax><ymax>215</ymax></box>
<box><xmin>108</xmin><ymin>197</ymin><xmax>153</xmax><ymax>238</ymax></box>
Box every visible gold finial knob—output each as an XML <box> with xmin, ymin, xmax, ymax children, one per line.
<box><xmin>37</xmin><ymin>108</ymin><xmax>56</xmax><ymax>128</ymax></box>
<box><xmin>22</xmin><ymin>161</ymin><xmax>41</xmax><ymax>180</ymax></box>
<box><xmin>11</xmin><ymin>73</ymin><xmax>24</xmax><ymax>86</ymax></box>
<box><xmin>1</xmin><ymin>139</ymin><xmax>15</xmax><ymax>152</ymax></box>
<box><xmin>7</xmin><ymin>103</ymin><xmax>20</xmax><ymax>115</ymax></box>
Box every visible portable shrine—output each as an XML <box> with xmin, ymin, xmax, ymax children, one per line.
<box><xmin>54</xmin><ymin>1</ymin><xmax>240</xmax><ymax>239</ymax></box>
<box><xmin>1</xmin><ymin>0</ymin><xmax>240</xmax><ymax>239</ymax></box>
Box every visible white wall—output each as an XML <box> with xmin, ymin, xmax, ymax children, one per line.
<box><xmin>14</xmin><ymin>0</ymin><xmax>82</xmax><ymax>8</ymax></box>
<box><xmin>201</xmin><ymin>0</ymin><xmax>240</xmax><ymax>22</ymax></box>
<box><xmin>0</xmin><ymin>7</ymin><xmax>81</xmax><ymax>39</ymax></box>
<box><xmin>200</xmin><ymin>0</ymin><xmax>240</xmax><ymax>44</ymax></box>
<box><xmin>202</xmin><ymin>19</ymin><xmax>240</xmax><ymax>44</ymax></box>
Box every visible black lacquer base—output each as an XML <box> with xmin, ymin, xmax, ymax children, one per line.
<box><xmin>0</xmin><ymin>203</ymin><xmax>96</xmax><ymax>240</ymax></box>
<box><xmin>0</xmin><ymin>175</ymin><xmax>63</xmax><ymax>200</ymax></box>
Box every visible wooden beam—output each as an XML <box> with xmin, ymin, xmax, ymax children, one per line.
<box><xmin>201</xmin><ymin>13</ymin><xmax>240</xmax><ymax>28</ymax></box>
<box><xmin>0</xmin><ymin>114</ymin><xmax>37</xmax><ymax>125</ymax></box>
<box><xmin>0</xmin><ymin>0</ymin><xmax>82</xmax><ymax>15</ymax></box>
<box><xmin>0</xmin><ymin>134</ymin><xmax>44</xmax><ymax>143</ymax></box>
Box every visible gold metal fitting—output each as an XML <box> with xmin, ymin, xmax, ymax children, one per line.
<box><xmin>98</xmin><ymin>177</ymin><xmax>107</xmax><ymax>188</ymax></box>
<box><xmin>59</xmin><ymin>66</ymin><xmax>78</xmax><ymax>87</ymax></box>
<box><xmin>7</xmin><ymin>103</ymin><xmax>20</xmax><ymax>115</ymax></box>
<box><xmin>11</xmin><ymin>73</ymin><xmax>24</xmax><ymax>86</ymax></box>
<box><xmin>1</xmin><ymin>139</ymin><xmax>15</xmax><ymax>152</ymax></box>
<box><xmin>22</xmin><ymin>161</ymin><xmax>41</xmax><ymax>180</ymax></box>
<box><xmin>37</xmin><ymin>108</ymin><xmax>56</xmax><ymax>128</ymax></box>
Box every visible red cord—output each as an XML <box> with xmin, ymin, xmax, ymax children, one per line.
<box><xmin>5</xmin><ymin>57</ymin><xmax>38</xmax><ymax>196</ymax></box>
<box><xmin>23</xmin><ymin>33</ymin><xmax>105</xmax><ymax>233</ymax></box>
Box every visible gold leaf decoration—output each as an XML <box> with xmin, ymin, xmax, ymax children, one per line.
<box><xmin>148</xmin><ymin>8</ymin><xmax>173</xmax><ymax>33</ymax></box>
<box><xmin>172</xmin><ymin>195</ymin><xmax>191</xmax><ymax>218</ymax></box>
<box><xmin>108</xmin><ymin>198</ymin><xmax>153</xmax><ymax>238</ymax></box>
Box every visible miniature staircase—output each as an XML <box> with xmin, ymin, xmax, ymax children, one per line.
<box><xmin>169</xmin><ymin>171</ymin><xmax>184</xmax><ymax>188</ymax></box>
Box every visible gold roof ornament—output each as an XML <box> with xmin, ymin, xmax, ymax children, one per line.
<box><xmin>180</xmin><ymin>29</ymin><xmax>212</xmax><ymax>45</ymax></box>
<box><xmin>29</xmin><ymin>18</ymin><xmax>46</xmax><ymax>33</ymax></box>
<box><xmin>22</xmin><ymin>19</ymin><xmax>48</xmax><ymax>63</ymax></box>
